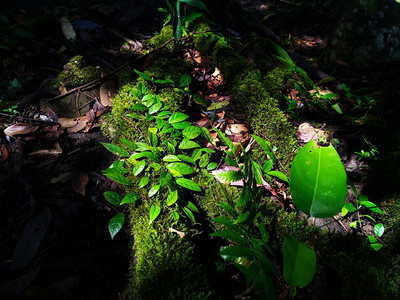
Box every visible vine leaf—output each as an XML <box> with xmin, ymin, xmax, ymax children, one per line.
<box><xmin>149</xmin><ymin>204</ymin><xmax>161</xmax><ymax>224</ymax></box>
<box><xmin>108</xmin><ymin>213</ymin><xmax>125</xmax><ymax>239</ymax></box>
<box><xmin>182</xmin><ymin>126</ymin><xmax>202</xmax><ymax>139</ymax></box>
<box><xmin>176</xmin><ymin>178</ymin><xmax>202</xmax><ymax>192</ymax></box>
<box><xmin>133</xmin><ymin>160</ymin><xmax>146</xmax><ymax>176</ymax></box>
<box><xmin>148</xmin><ymin>184</ymin><xmax>161</xmax><ymax>197</ymax></box>
<box><xmin>101</xmin><ymin>142</ymin><xmax>129</xmax><ymax>157</ymax></box>
<box><xmin>103</xmin><ymin>191</ymin><xmax>122</xmax><ymax>206</ymax></box>
<box><xmin>168</xmin><ymin>112</ymin><xmax>189</xmax><ymax>124</ymax></box>
<box><xmin>166</xmin><ymin>190</ymin><xmax>178</xmax><ymax>206</ymax></box>
<box><xmin>120</xmin><ymin>192</ymin><xmax>140</xmax><ymax>205</ymax></box>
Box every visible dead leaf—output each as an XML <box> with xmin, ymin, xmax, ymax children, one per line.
<box><xmin>169</xmin><ymin>227</ymin><xmax>185</xmax><ymax>238</ymax></box>
<box><xmin>11</xmin><ymin>206</ymin><xmax>52</xmax><ymax>270</ymax></box>
<box><xmin>297</xmin><ymin>122</ymin><xmax>329</xmax><ymax>144</ymax></box>
<box><xmin>58</xmin><ymin>117</ymin><xmax>78</xmax><ymax>128</ymax></box>
<box><xmin>60</xmin><ymin>17</ymin><xmax>76</xmax><ymax>41</ymax></box>
<box><xmin>225</xmin><ymin>124</ymin><xmax>249</xmax><ymax>135</ymax></box>
<box><xmin>71</xmin><ymin>171</ymin><xmax>89</xmax><ymax>196</ymax></box>
<box><xmin>50</xmin><ymin>171</ymin><xmax>74</xmax><ymax>184</ymax></box>
<box><xmin>67</xmin><ymin>116</ymin><xmax>88</xmax><ymax>133</ymax></box>
<box><xmin>0</xmin><ymin>144</ymin><xmax>10</xmax><ymax>163</ymax></box>
<box><xmin>28</xmin><ymin>143</ymin><xmax>62</xmax><ymax>157</ymax></box>
<box><xmin>100</xmin><ymin>80</ymin><xmax>116</xmax><ymax>107</ymax></box>
<box><xmin>4</xmin><ymin>123</ymin><xmax>39</xmax><ymax>137</ymax></box>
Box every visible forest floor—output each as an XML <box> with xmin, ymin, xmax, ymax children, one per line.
<box><xmin>0</xmin><ymin>0</ymin><xmax>399</xmax><ymax>299</ymax></box>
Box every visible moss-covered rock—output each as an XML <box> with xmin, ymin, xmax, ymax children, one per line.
<box><xmin>52</xmin><ymin>55</ymin><xmax>101</xmax><ymax>88</ymax></box>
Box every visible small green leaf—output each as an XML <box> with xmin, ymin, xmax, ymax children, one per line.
<box><xmin>137</xmin><ymin>82</ymin><xmax>147</xmax><ymax>94</ymax></box>
<box><xmin>133</xmin><ymin>160</ymin><xmax>146</xmax><ymax>176</ymax></box>
<box><xmin>179</xmin><ymin>0</ymin><xmax>207</xmax><ymax>10</ymax></box>
<box><xmin>359</xmin><ymin>196</ymin><xmax>383</xmax><ymax>214</ymax></box>
<box><xmin>167</xmin><ymin>162</ymin><xmax>194</xmax><ymax>175</ymax></box>
<box><xmin>267</xmin><ymin>170</ymin><xmax>288</xmax><ymax>182</ymax></box>
<box><xmin>120</xmin><ymin>138</ymin><xmax>136</xmax><ymax>150</ymax></box>
<box><xmin>263</xmin><ymin>160</ymin><xmax>273</xmax><ymax>173</ymax></box>
<box><xmin>178</xmin><ymin>154</ymin><xmax>196</xmax><ymax>165</ymax></box>
<box><xmin>210</xmin><ymin>229</ymin><xmax>249</xmax><ymax>246</ymax></box>
<box><xmin>154</xmin><ymin>78</ymin><xmax>174</xmax><ymax>84</ymax></box>
<box><xmin>149</xmin><ymin>204</ymin><xmax>161</xmax><ymax>224</ymax></box>
<box><xmin>331</xmin><ymin>103</ymin><xmax>343</xmax><ymax>114</ymax></box>
<box><xmin>192</xmin><ymin>148</ymin><xmax>202</xmax><ymax>161</ymax></box>
<box><xmin>101</xmin><ymin>142</ymin><xmax>129</xmax><ymax>157</ymax></box>
<box><xmin>134</xmin><ymin>69</ymin><xmax>152</xmax><ymax>81</ymax></box>
<box><xmin>104</xmin><ymin>191</ymin><xmax>122</xmax><ymax>206</ymax></box>
<box><xmin>135</xmin><ymin>142</ymin><xmax>153</xmax><ymax>152</ymax></box>
<box><xmin>149</xmin><ymin>162</ymin><xmax>162</xmax><ymax>171</ymax></box>
<box><xmin>172</xmin><ymin>211</ymin><xmax>180</xmax><ymax>222</ymax></box>
<box><xmin>219</xmin><ymin>245</ymin><xmax>253</xmax><ymax>260</ymax></box>
<box><xmin>199</xmin><ymin>153</ymin><xmax>210</xmax><ymax>168</ymax></box>
<box><xmin>168</xmin><ymin>112</ymin><xmax>189</xmax><ymax>124</ymax></box>
<box><xmin>207</xmin><ymin>100</ymin><xmax>230</xmax><ymax>110</ymax></box>
<box><xmin>350</xmin><ymin>221</ymin><xmax>358</xmax><ymax>228</ymax></box>
<box><xmin>139</xmin><ymin>176</ymin><xmax>150</xmax><ymax>188</ymax></box>
<box><xmin>183</xmin><ymin>206</ymin><xmax>196</xmax><ymax>222</ymax></box>
<box><xmin>186</xmin><ymin>201</ymin><xmax>199</xmax><ymax>213</ymax></box>
<box><xmin>182</xmin><ymin>126</ymin><xmax>202</xmax><ymax>139</ymax></box>
<box><xmin>103</xmin><ymin>172</ymin><xmax>132</xmax><ymax>186</ymax></box>
<box><xmin>141</xmin><ymin>151</ymin><xmax>160</xmax><ymax>162</ymax></box>
<box><xmin>166</xmin><ymin>190</ymin><xmax>178</xmax><ymax>206</ymax></box>
<box><xmin>176</xmin><ymin>178</ymin><xmax>202</xmax><ymax>191</ymax></box>
<box><xmin>172</xmin><ymin>121</ymin><xmax>191</xmax><ymax>129</ymax></box>
<box><xmin>374</xmin><ymin>223</ymin><xmax>384</xmax><ymax>237</ymax></box>
<box><xmin>142</xmin><ymin>94</ymin><xmax>155</xmax><ymax>107</ymax></box>
<box><xmin>163</xmin><ymin>155</ymin><xmax>181</xmax><ymax>162</ymax></box>
<box><xmin>234</xmin><ymin>211</ymin><xmax>250</xmax><ymax>224</ymax></box>
<box><xmin>207</xmin><ymin>162</ymin><xmax>218</xmax><ymax>170</ymax></box>
<box><xmin>179</xmin><ymin>140</ymin><xmax>200</xmax><ymax>149</ymax></box>
<box><xmin>149</xmin><ymin>102</ymin><xmax>163</xmax><ymax>114</ymax></box>
<box><xmin>370</xmin><ymin>243</ymin><xmax>383</xmax><ymax>251</ymax></box>
<box><xmin>108</xmin><ymin>213</ymin><xmax>125</xmax><ymax>239</ymax></box>
<box><xmin>283</xmin><ymin>237</ymin><xmax>316</xmax><ymax>288</ymax></box>
<box><xmin>179</xmin><ymin>74</ymin><xmax>192</xmax><ymax>87</ymax></box>
<box><xmin>214</xmin><ymin>170</ymin><xmax>244</xmax><ymax>183</ymax></box>
<box><xmin>193</xmin><ymin>94</ymin><xmax>207</xmax><ymax>106</ymax></box>
<box><xmin>148</xmin><ymin>184</ymin><xmax>161</xmax><ymax>197</ymax></box>
<box><xmin>148</xmin><ymin>132</ymin><xmax>158</xmax><ymax>148</ymax></box>
<box><xmin>120</xmin><ymin>192</ymin><xmax>140</xmax><ymax>204</ymax></box>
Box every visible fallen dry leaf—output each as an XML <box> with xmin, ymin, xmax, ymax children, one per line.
<box><xmin>4</xmin><ymin>123</ymin><xmax>39</xmax><ymax>137</ymax></box>
<box><xmin>67</xmin><ymin>116</ymin><xmax>88</xmax><ymax>133</ymax></box>
<box><xmin>0</xmin><ymin>144</ymin><xmax>9</xmax><ymax>162</ymax></box>
<box><xmin>297</xmin><ymin>122</ymin><xmax>329</xmax><ymax>144</ymax></box>
<box><xmin>28</xmin><ymin>142</ymin><xmax>62</xmax><ymax>157</ymax></box>
<box><xmin>71</xmin><ymin>171</ymin><xmax>89</xmax><ymax>196</ymax></box>
<box><xmin>58</xmin><ymin>117</ymin><xmax>78</xmax><ymax>128</ymax></box>
<box><xmin>100</xmin><ymin>80</ymin><xmax>116</xmax><ymax>107</ymax></box>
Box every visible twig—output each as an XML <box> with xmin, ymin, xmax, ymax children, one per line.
<box><xmin>0</xmin><ymin>112</ymin><xmax>59</xmax><ymax>125</ymax></box>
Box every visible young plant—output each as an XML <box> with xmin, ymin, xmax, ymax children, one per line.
<box><xmin>102</xmin><ymin>72</ymin><xmax>214</xmax><ymax>238</ymax></box>
<box><xmin>211</xmin><ymin>129</ymin><xmax>315</xmax><ymax>298</ymax></box>
<box><xmin>355</xmin><ymin>136</ymin><xmax>380</xmax><ymax>161</ymax></box>
<box><xmin>342</xmin><ymin>181</ymin><xmax>384</xmax><ymax>251</ymax></box>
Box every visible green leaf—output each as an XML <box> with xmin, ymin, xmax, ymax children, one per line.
<box><xmin>173</xmin><ymin>1</ymin><xmax>182</xmax><ymax>42</ymax></box>
<box><xmin>166</xmin><ymin>190</ymin><xmax>178</xmax><ymax>206</ymax></box>
<box><xmin>289</xmin><ymin>140</ymin><xmax>347</xmax><ymax>218</ymax></box>
<box><xmin>103</xmin><ymin>191</ymin><xmax>122</xmax><ymax>206</ymax></box>
<box><xmin>331</xmin><ymin>103</ymin><xmax>343</xmax><ymax>114</ymax></box>
<box><xmin>163</xmin><ymin>155</ymin><xmax>181</xmax><ymax>162</ymax></box>
<box><xmin>207</xmin><ymin>162</ymin><xmax>218</xmax><ymax>170</ymax></box>
<box><xmin>182</xmin><ymin>126</ymin><xmax>202</xmax><ymax>139</ymax></box>
<box><xmin>251</xmin><ymin>160</ymin><xmax>264</xmax><ymax>185</ymax></box>
<box><xmin>193</xmin><ymin>94</ymin><xmax>207</xmax><ymax>106</ymax></box>
<box><xmin>214</xmin><ymin>170</ymin><xmax>244</xmax><ymax>183</ymax></box>
<box><xmin>179</xmin><ymin>140</ymin><xmax>200</xmax><ymax>149</ymax></box>
<box><xmin>374</xmin><ymin>223</ymin><xmax>384</xmax><ymax>237</ymax></box>
<box><xmin>219</xmin><ymin>245</ymin><xmax>253</xmax><ymax>260</ymax></box>
<box><xmin>176</xmin><ymin>178</ymin><xmax>201</xmax><ymax>191</ymax></box>
<box><xmin>120</xmin><ymin>138</ymin><xmax>136</xmax><ymax>150</ymax></box>
<box><xmin>215</xmin><ymin>128</ymin><xmax>233</xmax><ymax>149</ymax></box>
<box><xmin>359</xmin><ymin>196</ymin><xmax>383</xmax><ymax>214</ymax></box>
<box><xmin>167</xmin><ymin>162</ymin><xmax>194</xmax><ymax>175</ymax></box>
<box><xmin>263</xmin><ymin>160</ymin><xmax>273</xmax><ymax>173</ymax></box>
<box><xmin>210</xmin><ymin>229</ymin><xmax>249</xmax><ymax>246</ymax></box>
<box><xmin>178</xmin><ymin>154</ymin><xmax>196</xmax><ymax>165</ymax></box>
<box><xmin>172</xmin><ymin>211</ymin><xmax>180</xmax><ymax>222</ymax></box>
<box><xmin>134</xmin><ymin>69</ymin><xmax>152</xmax><ymax>81</ymax></box>
<box><xmin>139</xmin><ymin>176</ymin><xmax>150</xmax><ymax>188</ymax></box>
<box><xmin>133</xmin><ymin>160</ymin><xmax>146</xmax><ymax>176</ymax></box>
<box><xmin>142</xmin><ymin>94</ymin><xmax>155</xmax><ymax>107</ymax></box>
<box><xmin>148</xmin><ymin>132</ymin><xmax>158</xmax><ymax>148</ymax></box>
<box><xmin>120</xmin><ymin>192</ymin><xmax>140</xmax><ymax>204</ymax></box>
<box><xmin>179</xmin><ymin>0</ymin><xmax>207</xmax><ymax>10</ymax></box>
<box><xmin>108</xmin><ymin>213</ymin><xmax>125</xmax><ymax>239</ymax></box>
<box><xmin>283</xmin><ymin>237</ymin><xmax>316</xmax><ymax>288</ymax></box>
<box><xmin>135</xmin><ymin>142</ymin><xmax>153</xmax><ymax>152</ymax></box>
<box><xmin>183</xmin><ymin>206</ymin><xmax>196</xmax><ymax>222</ymax></box>
<box><xmin>104</xmin><ymin>172</ymin><xmax>132</xmax><ymax>186</ymax></box>
<box><xmin>370</xmin><ymin>243</ymin><xmax>383</xmax><ymax>251</ymax></box>
<box><xmin>149</xmin><ymin>102</ymin><xmax>163</xmax><ymax>114</ymax></box>
<box><xmin>132</xmin><ymin>103</ymin><xmax>148</xmax><ymax>111</ymax></box>
<box><xmin>149</xmin><ymin>204</ymin><xmax>161</xmax><ymax>224</ymax></box>
<box><xmin>179</xmin><ymin>74</ymin><xmax>192</xmax><ymax>87</ymax></box>
<box><xmin>101</xmin><ymin>142</ymin><xmax>129</xmax><ymax>157</ymax></box>
<box><xmin>234</xmin><ymin>211</ymin><xmax>250</xmax><ymax>224</ymax></box>
<box><xmin>207</xmin><ymin>100</ymin><xmax>230</xmax><ymax>110</ymax></box>
<box><xmin>186</xmin><ymin>201</ymin><xmax>199</xmax><ymax>213</ymax></box>
<box><xmin>171</xmin><ymin>121</ymin><xmax>191</xmax><ymax>129</ymax></box>
<box><xmin>141</xmin><ymin>151</ymin><xmax>160</xmax><ymax>162</ymax></box>
<box><xmin>267</xmin><ymin>170</ymin><xmax>288</xmax><ymax>182</ymax></box>
<box><xmin>199</xmin><ymin>153</ymin><xmax>210</xmax><ymax>168</ymax></box>
<box><xmin>137</xmin><ymin>82</ymin><xmax>147</xmax><ymax>94</ymax></box>
<box><xmin>168</xmin><ymin>112</ymin><xmax>189</xmax><ymax>124</ymax></box>
<box><xmin>154</xmin><ymin>79</ymin><xmax>174</xmax><ymax>84</ymax></box>
<box><xmin>167</xmin><ymin>142</ymin><xmax>176</xmax><ymax>154</ymax></box>
<box><xmin>148</xmin><ymin>184</ymin><xmax>161</xmax><ymax>197</ymax></box>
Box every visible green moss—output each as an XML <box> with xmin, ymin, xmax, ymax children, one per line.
<box><xmin>263</xmin><ymin>65</ymin><xmax>294</xmax><ymax>100</ymax></box>
<box><xmin>52</xmin><ymin>55</ymin><xmax>101</xmax><ymax>88</ymax></box>
<box><xmin>128</xmin><ymin>202</ymin><xmax>214</xmax><ymax>300</ymax></box>
<box><xmin>146</xmin><ymin>25</ymin><xmax>175</xmax><ymax>51</ymax></box>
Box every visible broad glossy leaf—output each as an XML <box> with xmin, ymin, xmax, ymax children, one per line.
<box><xmin>142</xmin><ymin>94</ymin><xmax>155</xmax><ymax>107</ymax></box>
<box><xmin>283</xmin><ymin>237</ymin><xmax>316</xmax><ymax>288</ymax></box>
<box><xmin>108</xmin><ymin>213</ymin><xmax>125</xmax><ymax>239</ymax></box>
<box><xmin>207</xmin><ymin>162</ymin><xmax>218</xmax><ymax>170</ymax></box>
<box><xmin>120</xmin><ymin>138</ymin><xmax>136</xmax><ymax>150</ymax></box>
<box><xmin>167</xmin><ymin>162</ymin><xmax>194</xmax><ymax>175</ymax></box>
<box><xmin>133</xmin><ymin>160</ymin><xmax>146</xmax><ymax>176</ymax></box>
<box><xmin>103</xmin><ymin>191</ymin><xmax>122</xmax><ymax>206</ymax></box>
<box><xmin>179</xmin><ymin>140</ymin><xmax>200</xmax><ymax>149</ymax></box>
<box><xmin>104</xmin><ymin>172</ymin><xmax>132</xmax><ymax>186</ymax></box>
<box><xmin>172</xmin><ymin>121</ymin><xmax>191</xmax><ymax>129</ymax></box>
<box><xmin>163</xmin><ymin>155</ymin><xmax>181</xmax><ymax>162</ymax></box>
<box><xmin>168</xmin><ymin>112</ymin><xmax>189</xmax><ymax>124</ymax></box>
<box><xmin>213</xmin><ymin>170</ymin><xmax>244</xmax><ymax>184</ymax></box>
<box><xmin>176</xmin><ymin>178</ymin><xmax>201</xmax><ymax>192</ymax></box>
<box><xmin>120</xmin><ymin>192</ymin><xmax>140</xmax><ymax>204</ymax></box>
<box><xmin>199</xmin><ymin>153</ymin><xmax>210</xmax><ymax>168</ymax></box>
<box><xmin>149</xmin><ymin>102</ymin><xmax>163</xmax><ymax>114</ymax></box>
<box><xmin>359</xmin><ymin>196</ymin><xmax>383</xmax><ymax>214</ymax></box>
<box><xmin>166</xmin><ymin>190</ymin><xmax>178</xmax><ymax>206</ymax></box>
<box><xmin>135</xmin><ymin>142</ymin><xmax>153</xmax><ymax>152</ymax></box>
<box><xmin>149</xmin><ymin>204</ymin><xmax>161</xmax><ymax>224</ymax></box>
<box><xmin>290</xmin><ymin>140</ymin><xmax>347</xmax><ymax>218</ymax></box>
<box><xmin>182</xmin><ymin>126</ymin><xmax>202</xmax><ymax>139</ymax></box>
<box><xmin>179</xmin><ymin>74</ymin><xmax>192</xmax><ymax>87</ymax></box>
<box><xmin>374</xmin><ymin>223</ymin><xmax>384</xmax><ymax>237</ymax></box>
<box><xmin>178</xmin><ymin>154</ymin><xmax>196</xmax><ymax>165</ymax></box>
<box><xmin>101</xmin><ymin>142</ymin><xmax>129</xmax><ymax>157</ymax></box>
<box><xmin>139</xmin><ymin>176</ymin><xmax>150</xmax><ymax>188</ymax></box>
<box><xmin>148</xmin><ymin>184</ymin><xmax>161</xmax><ymax>197</ymax></box>
<box><xmin>131</xmin><ymin>103</ymin><xmax>148</xmax><ymax>111</ymax></box>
